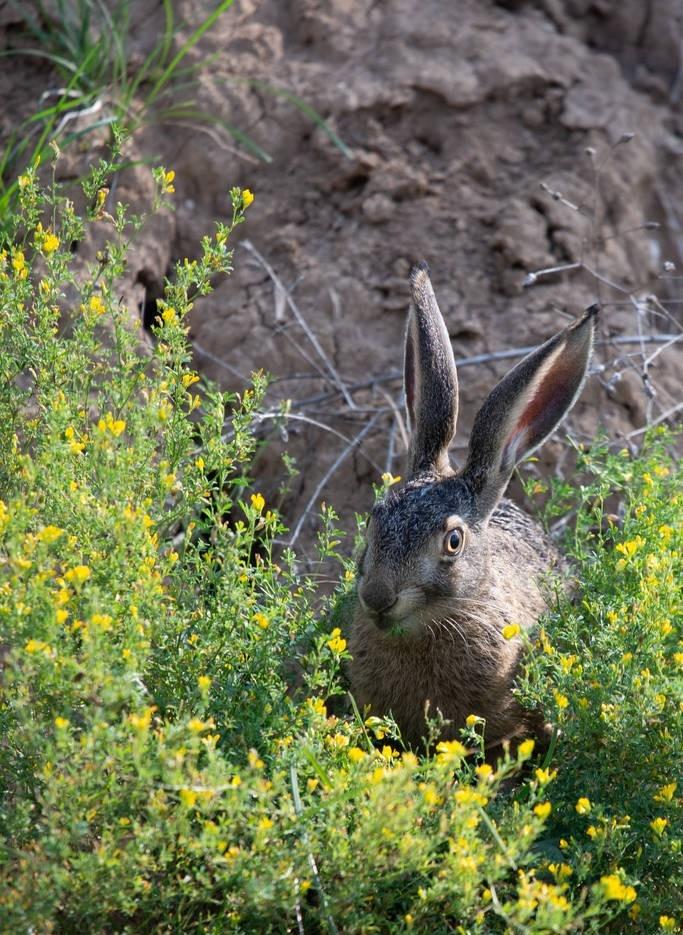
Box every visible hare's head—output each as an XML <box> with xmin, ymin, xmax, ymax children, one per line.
<box><xmin>356</xmin><ymin>262</ymin><xmax>597</xmax><ymax>635</ymax></box>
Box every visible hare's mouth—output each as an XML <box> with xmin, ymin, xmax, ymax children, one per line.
<box><xmin>372</xmin><ymin>609</ymin><xmax>424</xmax><ymax>638</ymax></box>
<box><xmin>357</xmin><ymin>584</ymin><xmax>427</xmax><ymax>636</ymax></box>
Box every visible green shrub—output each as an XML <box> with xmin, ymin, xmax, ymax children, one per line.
<box><xmin>0</xmin><ymin>154</ymin><xmax>680</xmax><ymax>933</ymax></box>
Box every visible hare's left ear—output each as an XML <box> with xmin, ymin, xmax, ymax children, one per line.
<box><xmin>404</xmin><ymin>262</ymin><xmax>459</xmax><ymax>477</ymax></box>
<box><xmin>462</xmin><ymin>305</ymin><xmax>598</xmax><ymax>518</ymax></box>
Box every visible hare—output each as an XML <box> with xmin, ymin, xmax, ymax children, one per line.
<box><xmin>348</xmin><ymin>262</ymin><xmax>597</xmax><ymax>753</ymax></box>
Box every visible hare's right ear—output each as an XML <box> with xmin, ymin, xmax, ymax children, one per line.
<box><xmin>404</xmin><ymin>262</ymin><xmax>459</xmax><ymax>477</ymax></box>
<box><xmin>462</xmin><ymin>305</ymin><xmax>598</xmax><ymax>518</ymax></box>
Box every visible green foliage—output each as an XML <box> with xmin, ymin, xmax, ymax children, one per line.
<box><xmin>0</xmin><ymin>0</ymin><xmax>352</xmax><ymax>228</ymax></box>
<box><xmin>518</xmin><ymin>437</ymin><xmax>682</xmax><ymax>931</ymax></box>
<box><xmin>0</xmin><ymin>0</ymin><xmax>237</xmax><ymax>224</ymax></box>
<box><xmin>0</xmin><ymin>160</ymin><xmax>680</xmax><ymax>934</ymax></box>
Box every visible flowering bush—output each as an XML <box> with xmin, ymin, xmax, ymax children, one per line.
<box><xmin>0</xmin><ymin>155</ymin><xmax>679</xmax><ymax>933</ymax></box>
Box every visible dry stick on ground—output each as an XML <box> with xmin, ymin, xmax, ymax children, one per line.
<box><xmin>167</xmin><ymin>120</ymin><xmax>262</xmax><ymax>164</ymax></box>
<box><xmin>248</xmin><ymin>410</ymin><xmax>386</xmax><ymax>474</ymax></box>
<box><xmin>241</xmin><ymin>239</ymin><xmax>357</xmax><ymax>410</ymax></box>
<box><xmin>286</xmin><ymin>415</ymin><xmax>380</xmax><ymax>550</ymax></box>
<box><xmin>194</xmin><ymin>340</ymin><xmax>250</xmax><ymax>381</ymax></box>
<box><xmin>533</xmin><ymin>135</ymin><xmax>682</xmax><ymax>429</ymax></box>
<box><xmin>288</xmin><ymin>336</ymin><xmax>679</xmax><ymax>412</ymax></box>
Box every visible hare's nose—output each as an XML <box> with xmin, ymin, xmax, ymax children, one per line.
<box><xmin>359</xmin><ymin>580</ymin><xmax>397</xmax><ymax>616</ymax></box>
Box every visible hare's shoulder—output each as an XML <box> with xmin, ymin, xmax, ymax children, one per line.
<box><xmin>490</xmin><ymin>498</ymin><xmax>563</xmax><ymax>570</ymax></box>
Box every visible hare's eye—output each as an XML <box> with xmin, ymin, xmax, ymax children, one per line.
<box><xmin>443</xmin><ymin>528</ymin><xmax>464</xmax><ymax>556</ymax></box>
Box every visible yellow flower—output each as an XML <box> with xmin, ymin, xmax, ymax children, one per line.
<box><xmin>42</xmin><ymin>231</ymin><xmax>60</xmax><ymax>254</ymax></box>
<box><xmin>90</xmin><ymin>613</ymin><xmax>112</xmax><ymax>631</ymax></box>
<box><xmin>502</xmin><ymin>623</ymin><xmax>520</xmax><ymax>640</ymax></box>
<box><xmin>128</xmin><ymin>707</ymin><xmax>155</xmax><ymax>731</ymax></box>
<box><xmin>650</xmin><ymin>817</ymin><xmax>668</xmax><ymax>836</ymax></box>
<box><xmin>152</xmin><ymin>399</ymin><xmax>171</xmax><ymax>421</ymax></box>
<box><xmin>326</xmin><ymin>733</ymin><xmax>349</xmax><ymax>750</ymax></box>
<box><xmin>247</xmin><ymin>749</ymin><xmax>264</xmax><ymax>770</ymax></box>
<box><xmin>659</xmin><ymin>916</ymin><xmax>676</xmax><ymax>931</ymax></box>
<box><xmin>554</xmin><ymin>691</ymin><xmax>569</xmax><ymax>710</ymax></box>
<box><xmin>517</xmin><ymin>739</ymin><xmax>535</xmax><ymax>759</ymax></box>
<box><xmin>534</xmin><ymin>767</ymin><xmax>557</xmax><ymax>786</ymax></box>
<box><xmin>327</xmin><ymin>628</ymin><xmax>347</xmax><ymax>654</ymax></box>
<box><xmin>615</xmin><ymin>536</ymin><xmax>645</xmax><ymax>558</ymax></box>
<box><xmin>64</xmin><ymin>565</ymin><xmax>91</xmax><ymax>584</ymax></box>
<box><xmin>560</xmin><ymin>654</ymin><xmax>577</xmax><ymax>673</ymax></box>
<box><xmin>257</xmin><ymin>816</ymin><xmax>273</xmax><ymax>832</ymax></box>
<box><xmin>38</xmin><ymin>525</ymin><xmax>64</xmax><ymax>544</ymax></box>
<box><xmin>54</xmin><ymin>716</ymin><xmax>70</xmax><ymax>729</ymax></box>
<box><xmin>179</xmin><ymin>789</ymin><xmax>197</xmax><ymax>808</ymax></box>
<box><xmin>97</xmin><ymin>412</ymin><xmax>125</xmax><ymax>436</ymax></box>
<box><xmin>435</xmin><ymin>739</ymin><xmax>467</xmax><ymax>762</ymax></box>
<box><xmin>381</xmin><ymin>472</ymin><xmax>401</xmax><ymax>486</ymax></box>
<box><xmin>88</xmin><ymin>295</ymin><xmax>106</xmax><ymax>317</ymax></box>
<box><xmin>188</xmin><ymin>718</ymin><xmax>209</xmax><ymax>734</ymax></box>
<box><xmin>659</xmin><ymin>619</ymin><xmax>673</xmax><ymax>637</ymax></box>
<box><xmin>250</xmin><ymin>492</ymin><xmax>265</xmax><ymax>512</ymax></box>
<box><xmin>534</xmin><ymin>801</ymin><xmax>552</xmax><ymax>819</ymax></box>
<box><xmin>476</xmin><ymin>763</ymin><xmax>493</xmax><ymax>780</ymax></box>
<box><xmin>162</xmin><ymin>306</ymin><xmax>176</xmax><ymax>325</ymax></box>
<box><xmin>600</xmin><ymin>874</ymin><xmax>636</xmax><ymax>903</ymax></box>
<box><xmin>56</xmin><ymin>609</ymin><xmax>69</xmax><ymax>625</ymax></box>
<box><xmin>654</xmin><ymin>782</ymin><xmax>677</xmax><ymax>803</ymax></box>
<box><xmin>453</xmin><ymin>787</ymin><xmax>487</xmax><ymax>806</ymax></box>
<box><xmin>575</xmin><ymin>797</ymin><xmax>592</xmax><ymax>815</ymax></box>
<box><xmin>253</xmin><ymin>612</ymin><xmax>270</xmax><ymax>630</ymax></box>
<box><xmin>421</xmin><ymin>784</ymin><xmax>441</xmax><ymax>807</ymax></box>
<box><xmin>182</xmin><ymin>372</ymin><xmax>200</xmax><ymax>388</ymax></box>
<box><xmin>163</xmin><ymin>170</ymin><xmax>176</xmax><ymax>194</ymax></box>
<box><xmin>12</xmin><ymin>250</ymin><xmax>28</xmax><ymax>279</ymax></box>
<box><xmin>198</xmin><ymin>675</ymin><xmax>212</xmax><ymax>692</ymax></box>
<box><xmin>241</xmin><ymin>188</ymin><xmax>254</xmax><ymax>208</ymax></box>
<box><xmin>348</xmin><ymin>746</ymin><xmax>366</xmax><ymax>763</ymax></box>
<box><xmin>466</xmin><ymin>714</ymin><xmax>480</xmax><ymax>728</ymax></box>
<box><xmin>308</xmin><ymin>698</ymin><xmax>327</xmax><ymax>717</ymax></box>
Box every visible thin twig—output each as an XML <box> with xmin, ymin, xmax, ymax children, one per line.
<box><xmin>624</xmin><ymin>401</ymin><xmax>683</xmax><ymax>439</ymax></box>
<box><xmin>193</xmin><ymin>340</ymin><xmax>249</xmax><ymax>380</ymax></box>
<box><xmin>288</xmin><ymin>336</ymin><xmax>679</xmax><ymax>411</ymax></box>
<box><xmin>241</xmin><ymin>240</ymin><xmax>357</xmax><ymax>409</ymax></box>
<box><xmin>290</xmin><ymin>764</ymin><xmax>339</xmax><ymax>935</ymax></box>
<box><xmin>250</xmin><ymin>410</ymin><xmax>384</xmax><ymax>473</ymax></box>
<box><xmin>166</xmin><ymin>120</ymin><xmax>261</xmax><ymax>164</ymax></box>
<box><xmin>288</xmin><ymin>416</ymin><xmax>379</xmax><ymax>549</ymax></box>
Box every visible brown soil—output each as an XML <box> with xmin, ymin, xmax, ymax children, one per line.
<box><xmin>2</xmin><ymin>0</ymin><xmax>682</xmax><ymax>560</ymax></box>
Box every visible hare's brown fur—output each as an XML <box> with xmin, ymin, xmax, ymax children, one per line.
<box><xmin>346</xmin><ymin>263</ymin><xmax>595</xmax><ymax>752</ymax></box>
<box><xmin>349</xmin><ymin>499</ymin><xmax>562</xmax><ymax>750</ymax></box>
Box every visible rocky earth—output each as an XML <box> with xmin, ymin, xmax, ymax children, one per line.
<box><xmin>1</xmin><ymin>0</ymin><xmax>682</xmax><ymax>560</ymax></box>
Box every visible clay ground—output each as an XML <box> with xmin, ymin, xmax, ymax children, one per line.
<box><xmin>2</xmin><ymin>0</ymin><xmax>682</xmax><ymax>562</ymax></box>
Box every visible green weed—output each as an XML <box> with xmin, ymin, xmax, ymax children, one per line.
<box><xmin>0</xmin><ymin>153</ymin><xmax>679</xmax><ymax>933</ymax></box>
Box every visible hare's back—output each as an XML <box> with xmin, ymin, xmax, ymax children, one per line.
<box><xmin>490</xmin><ymin>498</ymin><xmax>565</xmax><ymax>573</ymax></box>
